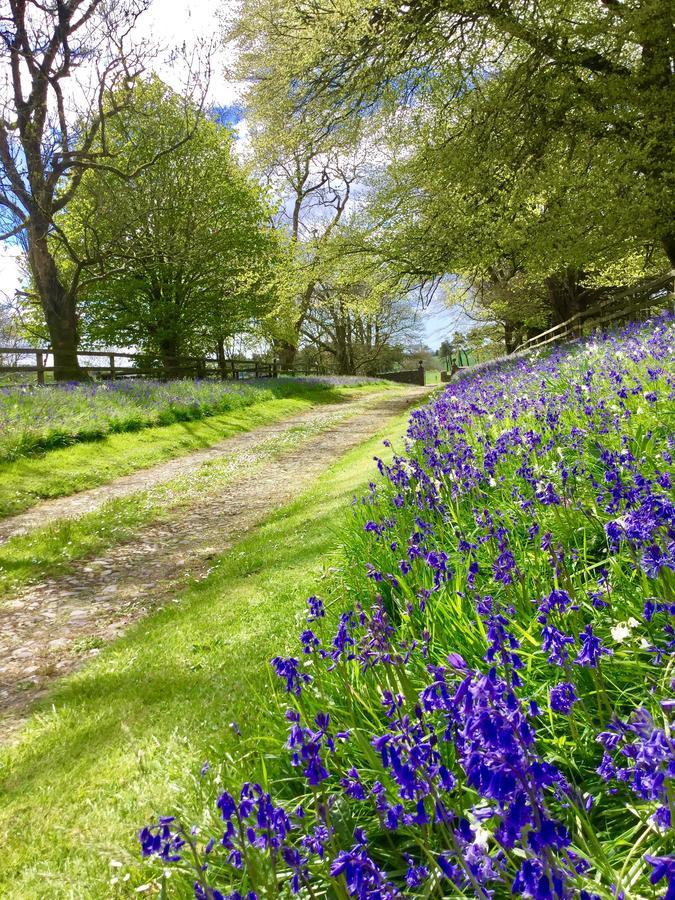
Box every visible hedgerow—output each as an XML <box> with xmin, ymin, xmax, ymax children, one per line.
<box><xmin>139</xmin><ymin>316</ymin><xmax>674</xmax><ymax>899</ymax></box>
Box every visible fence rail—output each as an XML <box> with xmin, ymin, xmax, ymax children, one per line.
<box><xmin>0</xmin><ymin>347</ymin><xmax>279</xmax><ymax>384</ymax></box>
<box><xmin>515</xmin><ymin>270</ymin><xmax>675</xmax><ymax>354</ymax></box>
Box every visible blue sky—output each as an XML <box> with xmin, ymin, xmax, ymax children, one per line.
<box><xmin>420</xmin><ymin>294</ymin><xmax>472</xmax><ymax>349</ymax></box>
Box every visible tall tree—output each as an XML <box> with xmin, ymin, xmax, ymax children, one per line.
<box><xmin>230</xmin><ymin>30</ymin><xmax>372</xmax><ymax>371</ymax></box>
<box><xmin>229</xmin><ymin>0</ymin><xmax>674</xmax><ymax>269</ymax></box>
<box><xmin>253</xmin><ymin>134</ymin><xmax>368</xmax><ymax>369</ymax></box>
<box><xmin>57</xmin><ymin>80</ymin><xmax>278</xmax><ymax>377</ymax></box>
<box><xmin>0</xmin><ymin>0</ymin><xmax>205</xmax><ymax>379</ymax></box>
<box><xmin>297</xmin><ymin>237</ymin><xmax>422</xmax><ymax>374</ymax></box>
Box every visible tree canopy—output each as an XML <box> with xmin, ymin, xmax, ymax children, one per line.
<box><xmin>0</xmin><ymin>0</ymin><xmax>206</xmax><ymax>378</ymax></box>
<box><xmin>56</xmin><ymin>80</ymin><xmax>279</xmax><ymax>376</ymax></box>
<box><xmin>228</xmin><ymin>0</ymin><xmax>674</xmax><ymax>350</ymax></box>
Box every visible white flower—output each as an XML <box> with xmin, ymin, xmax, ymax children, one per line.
<box><xmin>473</xmin><ymin>823</ymin><xmax>491</xmax><ymax>848</ymax></box>
<box><xmin>611</xmin><ymin>619</ymin><xmax>639</xmax><ymax>643</ymax></box>
<box><xmin>610</xmin><ymin>623</ymin><xmax>631</xmax><ymax>643</ymax></box>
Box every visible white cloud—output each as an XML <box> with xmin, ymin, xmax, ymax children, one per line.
<box><xmin>0</xmin><ymin>242</ymin><xmax>23</xmax><ymax>298</ymax></box>
<box><xmin>137</xmin><ymin>0</ymin><xmax>242</xmax><ymax>108</ymax></box>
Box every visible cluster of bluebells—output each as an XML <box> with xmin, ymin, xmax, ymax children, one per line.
<box><xmin>0</xmin><ymin>375</ymin><xmax>369</xmax><ymax>461</ymax></box>
<box><xmin>140</xmin><ymin>317</ymin><xmax>675</xmax><ymax>899</ymax></box>
<box><xmin>597</xmin><ymin>704</ymin><xmax>675</xmax><ymax>832</ymax></box>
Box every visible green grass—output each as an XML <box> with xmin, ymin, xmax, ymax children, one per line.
<box><xmin>0</xmin><ymin>492</ymin><xmax>164</xmax><ymax>598</ymax></box>
<box><xmin>0</xmin><ymin>403</ymin><xmax>374</xmax><ymax>599</ymax></box>
<box><xmin>0</xmin><ymin>383</ymin><xmax>391</xmax><ymax>520</ymax></box>
<box><xmin>0</xmin><ymin>408</ymin><xmax>411</xmax><ymax>899</ymax></box>
<box><xmin>0</xmin><ymin>377</ymin><xmax>387</xmax><ymax>461</ymax></box>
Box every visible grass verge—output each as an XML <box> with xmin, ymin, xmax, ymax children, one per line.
<box><xmin>0</xmin><ymin>378</ymin><xmax>387</xmax><ymax>461</ymax></box>
<box><xmin>0</xmin><ymin>383</ymin><xmax>391</xmax><ymax>520</ymax></box>
<box><xmin>0</xmin><ymin>407</ymin><xmax>412</xmax><ymax>899</ymax></box>
<box><xmin>0</xmin><ymin>402</ymin><xmax>370</xmax><ymax>599</ymax></box>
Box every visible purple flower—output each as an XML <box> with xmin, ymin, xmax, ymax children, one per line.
<box><xmin>330</xmin><ymin>833</ymin><xmax>400</xmax><ymax>898</ymax></box>
<box><xmin>306</xmin><ymin>595</ymin><xmax>325</xmax><ymax>620</ymax></box>
<box><xmin>550</xmin><ymin>682</ymin><xmax>579</xmax><ymax>715</ymax></box>
<box><xmin>645</xmin><ymin>854</ymin><xmax>675</xmax><ymax>896</ymax></box>
<box><xmin>271</xmin><ymin>656</ymin><xmax>312</xmax><ymax>695</ymax></box>
<box><xmin>575</xmin><ymin>625</ymin><xmax>612</xmax><ymax>668</ymax></box>
<box><xmin>139</xmin><ymin>817</ymin><xmax>185</xmax><ymax>862</ymax></box>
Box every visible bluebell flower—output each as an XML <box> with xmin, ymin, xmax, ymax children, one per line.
<box><xmin>550</xmin><ymin>682</ymin><xmax>579</xmax><ymax>715</ymax></box>
<box><xmin>575</xmin><ymin>625</ymin><xmax>612</xmax><ymax>667</ymax></box>
<box><xmin>306</xmin><ymin>595</ymin><xmax>325</xmax><ymax>620</ymax></box>
<box><xmin>271</xmin><ymin>656</ymin><xmax>312</xmax><ymax>694</ymax></box>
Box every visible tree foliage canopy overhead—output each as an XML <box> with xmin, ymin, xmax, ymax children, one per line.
<box><xmin>229</xmin><ymin>0</ymin><xmax>674</xmax><ymax>338</ymax></box>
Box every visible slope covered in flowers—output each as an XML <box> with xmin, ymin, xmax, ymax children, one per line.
<box><xmin>140</xmin><ymin>316</ymin><xmax>675</xmax><ymax>899</ymax></box>
<box><xmin>0</xmin><ymin>375</ymin><xmax>379</xmax><ymax>461</ymax></box>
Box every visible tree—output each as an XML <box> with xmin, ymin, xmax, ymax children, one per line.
<box><xmin>227</xmin><ymin>0</ymin><xmax>674</xmax><ymax>348</ymax></box>
<box><xmin>247</xmin><ymin>0</ymin><xmax>673</xmax><ymax>261</ymax></box>
<box><xmin>300</xmin><ymin>278</ymin><xmax>421</xmax><ymax>375</ymax></box>
<box><xmin>57</xmin><ymin>80</ymin><xmax>278</xmax><ymax>377</ymax></box>
<box><xmin>227</xmin><ymin>16</ymin><xmax>374</xmax><ymax>370</ymax></box>
<box><xmin>253</xmin><ymin>132</ymin><xmax>368</xmax><ymax>370</ymax></box>
<box><xmin>0</xmin><ymin>0</ymin><xmax>205</xmax><ymax>379</ymax></box>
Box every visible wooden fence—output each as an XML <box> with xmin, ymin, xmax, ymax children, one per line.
<box><xmin>515</xmin><ymin>270</ymin><xmax>675</xmax><ymax>354</ymax></box>
<box><xmin>0</xmin><ymin>347</ymin><xmax>278</xmax><ymax>384</ymax></box>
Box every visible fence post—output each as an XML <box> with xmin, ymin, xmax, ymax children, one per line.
<box><xmin>109</xmin><ymin>353</ymin><xmax>116</xmax><ymax>379</ymax></box>
<box><xmin>36</xmin><ymin>350</ymin><xmax>45</xmax><ymax>385</ymax></box>
<box><xmin>272</xmin><ymin>359</ymin><xmax>278</xmax><ymax>378</ymax></box>
<box><xmin>417</xmin><ymin>360</ymin><xmax>425</xmax><ymax>385</ymax></box>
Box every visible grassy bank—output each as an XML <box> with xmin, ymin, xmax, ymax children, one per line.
<box><xmin>0</xmin><ymin>382</ymin><xmax>391</xmax><ymax>520</ymax></box>
<box><xmin>0</xmin><ymin>376</ymin><xmax>383</xmax><ymax>462</ymax></box>
<box><xmin>0</xmin><ymin>408</ymin><xmax>411</xmax><ymax>899</ymax></box>
<box><xmin>135</xmin><ymin>316</ymin><xmax>674</xmax><ymax>900</ymax></box>
<box><xmin>0</xmin><ymin>402</ymin><xmax>374</xmax><ymax>599</ymax></box>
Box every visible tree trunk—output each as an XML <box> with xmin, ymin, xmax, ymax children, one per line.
<box><xmin>216</xmin><ymin>338</ymin><xmax>228</xmax><ymax>379</ymax></box>
<box><xmin>27</xmin><ymin>222</ymin><xmax>86</xmax><ymax>382</ymax></box>
<box><xmin>159</xmin><ymin>336</ymin><xmax>181</xmax><ymax>379</ymax></box>
<box><xmin>334</xmin><ymin>313</ymin><xmax>355</xmax><ymax>375</ymax></box>
<box><xmin>661</xmin><ymin>233</ymin><xmax>675</xmax><ymax>268</ymax></box>
<box><xmin>276</xmin><ymin>340</ymin><xmax>297</xmax><ymax>372</ymax></box>
<box><xmin>545</xmin><ymin>269</ymin><xmax>587</xmax><ymax>324</ymax></box>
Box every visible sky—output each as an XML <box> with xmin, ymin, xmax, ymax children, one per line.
<box><xmin>0</xmin><ymin>0</ymin><xmax>465</xmax><ymax>350</ymax></box>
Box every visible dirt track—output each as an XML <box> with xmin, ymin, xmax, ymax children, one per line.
<box><xmin>0</xmin><ymin>387</ymin><xmax>429</xmax><ymax>733</ymax></box>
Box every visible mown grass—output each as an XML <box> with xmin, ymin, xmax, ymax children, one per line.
<box><xmin>0</xmin><ymin>408</ymin><xmax>411</xmax><ymax>899</ymax></box>
<box><xmin>0</xmin><ymin>383</ymin><xmax>391</xmax><ymax>520</ymax></box>
<box><xmin>0</xmin><ymin>402</ymin><xmax>377</xmax><ymax>599</ymax></box>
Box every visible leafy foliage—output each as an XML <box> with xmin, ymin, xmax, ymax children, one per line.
<box><xmin>56</xmin><ymin>80</ymin><xmax>279</xmax><ymax>373</ymax></box>
<box><xmin>228</xmin><ymin>0</ymin><xmax>674</xmax><ymax>353</ymax></box>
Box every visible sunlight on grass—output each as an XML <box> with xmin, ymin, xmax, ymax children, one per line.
<box><xmin>0</xmin><ymin>410</ymin><xmax>411</xmax><ymax>898</ymax></box>
<box><xmin>0</xmin><ymin>383</ymin><xmax>393</xmax><ymax>520</ymax></box>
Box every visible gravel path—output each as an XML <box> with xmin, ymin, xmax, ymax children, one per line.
<box><xmin>0</xmin><ymin>388</ymin><xmax>405</xmax><ymax>544</ymax></box>
<box><xmin>0</xmin><ymin>387</ymin><xmax>429</xmax><ymax>733</ymax></box>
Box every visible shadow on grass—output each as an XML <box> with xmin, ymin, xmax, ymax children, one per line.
<box><xmin>0</xmin><ymin>485</ymin><xmax>346</xmax><ymax>794</ymax></box>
